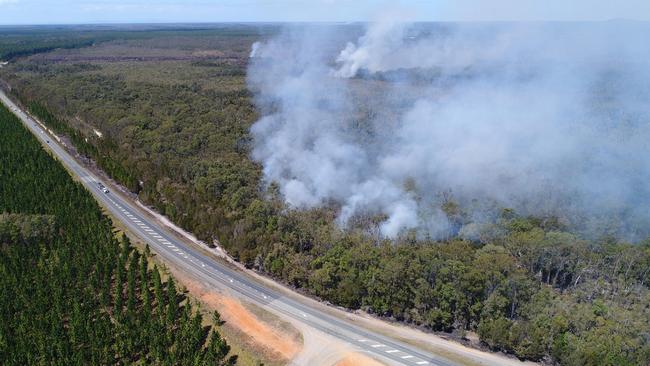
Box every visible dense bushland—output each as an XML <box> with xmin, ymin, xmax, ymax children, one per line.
<box><xmin>1</xmin><ymin>29</ymin><xmax>649</xmax><ymax>365</ymax></box>
<box><xmin>0</xmin><ymin>24</ymin><xmax>270</xmax><ymax>61</ymax></box>
<box><xmin>0</xmin><ymin>103</ymin><xmax>237</xmax><ymax>365</ymax></box>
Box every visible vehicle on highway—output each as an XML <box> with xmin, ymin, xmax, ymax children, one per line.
<box><xmin>97</xmin><ymin>182</ymin><xmax>109</xmax><ymax>193</ymax></box>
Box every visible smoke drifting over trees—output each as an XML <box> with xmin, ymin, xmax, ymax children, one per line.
<box><xmin>248</xmin><ymin>21</ymin><xmax>650</xmax><ymax>240</ymax></box>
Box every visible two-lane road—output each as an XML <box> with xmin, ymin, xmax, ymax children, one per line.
<box><xmin>1</xmin><ymin>90</ymin><xmax>457</xmax><ymax>366</ymax></box>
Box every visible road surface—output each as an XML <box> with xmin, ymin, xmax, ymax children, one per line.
<box><xmin>1</xmin><ymin>90</ymin><xmax>457</xmax><ymax>366</ymax></box>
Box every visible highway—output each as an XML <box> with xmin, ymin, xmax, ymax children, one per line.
<box><xmin>1</xmin><ymin>89</ymin><xmax>457</xmax><ymax>366</ymax></box>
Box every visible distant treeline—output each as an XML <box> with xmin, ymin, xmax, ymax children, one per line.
<box><xmin>0</xmin><ymin>25</ymin><xmax>276</xmax><ymax>61</ymax></box>
<box><xmin>0</xmin><ymin>38</ymin><xmax>95</xmax><ymax>61</ymax></box>
<box><xmin>0</xmin><ymin>103</ymin><xmax>237</xmax><ymax>365</ymax></box>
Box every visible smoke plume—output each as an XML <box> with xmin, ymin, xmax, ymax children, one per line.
<box><xmin>247</xmin><ymin>22</ymin><xmax>650</xmax><ymax>240</ymax></box>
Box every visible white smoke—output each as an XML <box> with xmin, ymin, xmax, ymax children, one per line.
<box><xmin>248</xmin><ymin>22</ymin><xmax>650</xmax><ymax>240</ymax></box>
<box><xmin>249</xmin><ymin>41</ymin><xmax>261</xmax><ymax>58</ymax></box>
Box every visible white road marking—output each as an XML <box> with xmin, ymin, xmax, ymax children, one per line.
<box><xmin>386</xmin><ymin>350</ymin><xmax>399</xmax><ymax>353</ymax></box>
<box><xmin>401</xmin><ymin>355</ymin><xmax>413</xmax><ymax>359</ymax></box>
<box><xmin>416</xmin><ymin>362</ymin><xmax>428</xmax><ymax>365</ymax></box>
<box><xmin>358</xmin><ymin>339</ymin><xmax>368</xmax><ymax>343</ymax></box>
<box><xmin>371</xmin><ymin>344</ymin><xmax>385</xmax><ymax>348</ymax></box>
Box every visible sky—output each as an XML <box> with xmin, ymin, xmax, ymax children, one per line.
<box><xmin>0</xmin><ymin>0</ymin><xmax>649</xmax><ymax>25</ymax></box>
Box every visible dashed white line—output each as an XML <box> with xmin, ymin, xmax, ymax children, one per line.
<box><xmin>386</xmin><ymin>350</ymin><xmax>399</xmax><ymax>353</ymax></box>
<box><xmin>401</xmin><ymin>355</ymin><xmax>413</xmax><ymax>359</ymax></box>
<box><xmin>371</xmin><ymin>344</ymin><xmax>385</xmax><ymax>348</ymax></box>
<box><xmin>415</xmin><ymin>362</ymin><xmax>428</xmax><ymax>365</ymax></box>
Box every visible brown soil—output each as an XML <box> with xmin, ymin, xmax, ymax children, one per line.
<box><xmin>335</xmin><ymin>353</ymin><xmax>386</xmax><ymax>366</ymax></box>
<box><xmin>178</xmin><ymin>274</ymin><xmax>301</xmax><ymax>361</ymax></box>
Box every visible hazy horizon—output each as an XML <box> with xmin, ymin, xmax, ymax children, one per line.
<box><xmin>1</xmin><ymin>0</ymin><xmax>649</xmax><ymax>25</ymax></box>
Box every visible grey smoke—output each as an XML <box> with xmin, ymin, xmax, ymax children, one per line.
<box><xmin>247</xmin><ymin>22</ymin><xmax>650</xmax><ymax>240</ymax></box>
